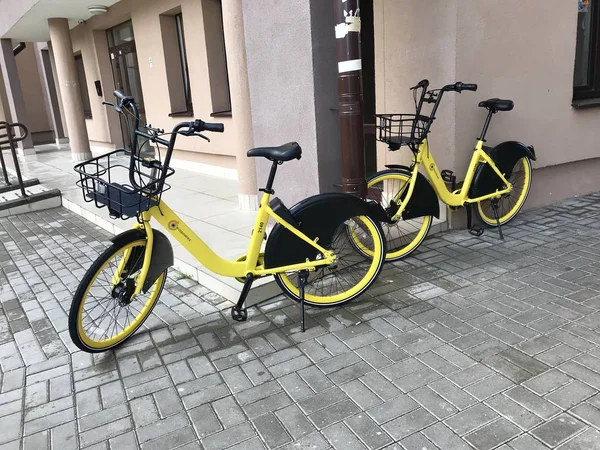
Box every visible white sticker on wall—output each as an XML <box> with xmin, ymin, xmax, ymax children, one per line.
<box><xmin>149</xmin><ymin>57</ymin><xmax>153</xmax><ymax>68</ymax></box>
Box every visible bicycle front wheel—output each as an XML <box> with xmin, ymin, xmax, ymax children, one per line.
<box><xmin>475</xmin><ymin>157</ymin><xmax>532</xmax><ymax>227</ymax></box>
<box><xmin>69</xmin><ymin>238</ymin><xmax>166</xmax><ymax>353</ymax></box>
<box><xmin>366</xmin><ymin>170</ymin><xmax>433</xmax><ymax>261</ymax></box>
<box><xmin>275</xmin><ymin>215</ymin><xmax>385</xmax><ymax>307</ymax></box>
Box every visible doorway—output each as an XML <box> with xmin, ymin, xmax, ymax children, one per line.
<box><xmin>107</xmin><ymin>20</ymin><xmax>146</xmax><ymax>152</ymax></box>
<box><xmin>361</xmin><ymin>0</ymin><xmax>377</xmax><ymax>177</ymax></box>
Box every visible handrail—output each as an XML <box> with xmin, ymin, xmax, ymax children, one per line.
<box><xmin>0</xmin><ymin>122</ymin><xmax>30</xmax><ymax>197</ymax></box>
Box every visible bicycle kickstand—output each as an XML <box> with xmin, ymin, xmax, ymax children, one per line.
<box><xmin>491</xmin><ymin>200</ymin><xmax>504</xmax><ymax>241</ymax></box>
<box><xmin>231</xmin><ymin>274</ymin><xmax>253</xmax><ymax>322</ymax></box>
<box><xmin>298</xmin><ymin>270</ymin><xmax>309</xmax><ymax>333</ymax></box>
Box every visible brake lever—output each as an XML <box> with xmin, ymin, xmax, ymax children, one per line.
<box><xmin>197</xmin><ymin>133</ymin><xmax>210</xmax><ymax>142</ymax></box>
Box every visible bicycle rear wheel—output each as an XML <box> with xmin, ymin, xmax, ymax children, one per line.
<box><xmin>475</xmin><ymin>157</ymin><xmax>532</xmax><ymax>226</ymax></box>
<box><xmin>275</xmin><ymin>215</ymin><xmax>385</xmax><ymax>307</ymax></box>
<box><xmin>69</xmin><ymin>238</ymin><xmax>166</xmax><ymax>353</ymax></box>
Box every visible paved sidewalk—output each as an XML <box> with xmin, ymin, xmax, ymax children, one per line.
<box><xmin>3</xmin><ymin>194</ymin><xmax>600</xmax><ymax>449</ymax></box>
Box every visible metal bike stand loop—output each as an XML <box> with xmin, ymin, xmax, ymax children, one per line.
<box><xmin>0</xmin><ymin>122</ymin><xmax>30</xmax><ymax>198</ymax></box>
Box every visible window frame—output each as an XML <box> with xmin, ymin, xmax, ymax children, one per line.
<box><xmin>74</xmin><ymin>54</ymin><xmax>93</xmax><ymax>119</ymax></box>
<box><xmin>175</xmin><ymin>13</ymin><xmax>193</xmax><ymax>115</ymax></box>
<box><xmin>574</xmin><ymin>0</ymin><xmax>600</xmax><ymax>103</ymax></box>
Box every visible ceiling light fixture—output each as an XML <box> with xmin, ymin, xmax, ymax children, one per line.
<box><xmin>88</xmin><ymin>5</ymin><xmax>108</xmax><ymax>15</ymax></box>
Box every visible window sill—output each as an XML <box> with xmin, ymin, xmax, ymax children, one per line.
<box><xmin>169</xmin><ymin>110</ymin><xmax>194</xmax><ymax>118</ymax></box>
<box><xmin>210</xmin><ymin>110</ymin><xmax>232</xmax><ymax>118</ymax></box>
<box><xmin>572</xmin><ymin>98</ymin><xmax>600</xmax><ymax>109</ymax></box>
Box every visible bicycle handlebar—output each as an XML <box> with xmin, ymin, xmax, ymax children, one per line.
<box><xmin>442</xmin><ymin>82</ymin><xmax>478</xmax><ymax>93</ymax></box>
<box><xmin>104</xmin><ymin>91</ymin><xmax>225</xmax><ymax>193</ymax></box>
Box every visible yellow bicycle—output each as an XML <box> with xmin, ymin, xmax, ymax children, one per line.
<box><xmin>68</xmin><ymin>91</ymin><xmax>386</xmax><ymax>353</ymax></box>
<box><xmin>368</xmin><ymin>80</ymin><xmax>536</xmax><ymax>261</ymax></box>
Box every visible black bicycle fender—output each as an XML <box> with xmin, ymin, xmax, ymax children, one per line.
<box><xmin>371</xmin><ymin>168</ymin><xmax>440</xmax><ymax>220</ymax></box>
<box><xmin>470</xmin><ymin>141</ymin><xmax>535</xmax><ymax>197</ymax></box>
<box><xmin>264</xmin><ymin>193</ymin><xmax>380</xmax><ymax>269</ymax></box>
<box><xmin>109</xmin><ymin>228</ymin><xmax>173</xmax><ymax>293</ymax></box>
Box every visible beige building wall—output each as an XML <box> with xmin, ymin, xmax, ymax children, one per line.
<box><xmin>375</xmin><ymin>0</ymin><xmax>600</xmax><ymax>216</ymax></box>
<box><xmin>67</xmin><ymin>0</ymin><xmax>240</xmax><ymax>171</ymax></box>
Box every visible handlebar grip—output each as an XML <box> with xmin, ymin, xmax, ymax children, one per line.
<box><xmin>461</xmin><ymin>83</ymin><xmax>478</xmax><ymax>92</ymax></box>
<box><xmin>113</xmin><ymin>90</ymin><xmax>126</xmax><ymax>100</ymax></box>
<box><xmin>204</xmin><ymin>122</ymin><xmax>224</xmax><ymax>133</ymax></box>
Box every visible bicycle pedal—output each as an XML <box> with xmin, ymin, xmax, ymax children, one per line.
<box><xmin>469</xmin><ymin>226</ymin><xmax>485</xmax><ymax>237</ymax></box>
<box><xmin>440</xmin><ymin>169</ymin><xmax>455</xmax><ymax>183</ymax></box>
<box><xmin>231</xmin><ymin>307</ymin><xmax>248</xmax><ymax>322</ymax></box>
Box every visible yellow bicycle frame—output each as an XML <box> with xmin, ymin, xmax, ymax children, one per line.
<box><xmin>124</xmin><ymin>191</ymin><xmax>335</xmax><ymax>296</ymax></box>
<box><xmin>391</xmin><ymin>139</ymin><xmax>512</xmax><ymax>220</ymax></box>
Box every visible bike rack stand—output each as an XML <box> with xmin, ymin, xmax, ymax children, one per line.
<box><xmin>0</xmin><ymin>121</ymin><xmax>61</xmax><ymax>216</ymax></box>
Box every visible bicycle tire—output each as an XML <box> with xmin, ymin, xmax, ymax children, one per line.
<box><xmin>475</xmin><ymin>157</ymin><xmax>532</xmax><ymax>227</ymax></box>
<box><xmin>69</xmin><ymin>238</ymin><xmax>166</xmax><ymax>353</ymax></box>
<box><xmin>366</xmin><ymin>169</ymin><xmax>433</xmax><ymax>261</ymax></box>
<box><xmin>275</xmin><ymin>215</ymin><xmax>385</xmax><ymax>307</ymax></box>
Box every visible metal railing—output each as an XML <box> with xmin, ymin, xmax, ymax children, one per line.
<box><xmin>0</xmin><ymin>122</ymin><xmax>30</xmax><ymax>198</ymax></box>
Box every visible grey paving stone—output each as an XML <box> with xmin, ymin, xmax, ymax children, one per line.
<box><xmin>22</xmin><ymin>430</ymin><xmax>48</xmax><ymax>450</ymax></box>
<box><xmin>78</xmin><ymin>403</ymin><xmax>129</xmax><ymax>432</ymax></box>
<box><xmin>485</xmin><ymin>394</ymin><xmax>544</xmax><ymax>431</ymax></box>
<box><xmin>570</xmin><ymin>402</ymin><xmax>600</xmax><ymax>428</ymax></box>
<box><xmin>409</xmin><ymin>386</ymin><xmax>458</xmax><ymax>420</ymax></box>
<box><xmin>556</xmin><ymin>428</ymin><xmax>600</xmax><ymax>449</ymax></box>
<box><xmin>367</xmin><ymin>394</ymin><xmax>419</xmax><ymax>425</ymax></box>
<box><xmin>141</xmin><ymin>426</ymin><xmax>197</xmax><ymax>450</ymax></box>
<box><xmin>523</xmin><ymin>369</ymin><xmax>572</xmax><ymax>396</ymax></box>
<box><xmin>78</xmin><ymin>416</ymin><xmax>132</xmax><ymax>448</ymax></box>
<box><xmin>200</xmin><ymin>422</ymin><xmax>256</xmax><ymax>450</ymax></box>
<box><xmin>422</xmin><ymin>422</ymin><xmax>471</xmax><ymax>450</ymax></box>
<box><xmin>531</xmin><ymin>414</ymin><xmax>587</xmax><ymax>447</ymax></box>
<box><xmin>339</xmin><ymin>379</ymin><xmax>382</xmax><ymax>410</ymax></box>
<box><xmin>275</xmin><ymin>404</ymin><xmax>315</xmax><ymax>440</ymax></box>
<box><xmin>465</xmin><ymin>418</ymin><xmax>521</xmax><ymax>450</ymax></box>
<box><xmin>322</xmin><ymin>422</ymin><xmax>367</xmax><ymax>450</ymax></box>
<box><xmin>50</xmin><ymin>421</ymin><xmax>78</xmax><ymax>450</ymax></box>
<box><xmin>444</xmin><ymin>403</ymin><xmax>499</xmax><ymax>436</ymax></box>
<box><xmin>383</xmin><ymin>407</ymin><xmax>437</xmax><ymax>441</ymax></box>
<box><xmin>545</xmin><ymin>380</ymin><xmax>597</xmax><ymax>409</ymax></box>
<box><xmin>505</xmin><ymin>386</ymin><xmax>562</xmax><ymax>420</ymax></box>
<box><xmin>253</xmin><ymin>412</ymin><xmax>292</xmax><ymax>448</ymax></box>
<box><xmin>428</xmin><ymin>378</ymin><xmax>478</xmax><ymax>410</ymax></box>
<box><xmin>187</xmin><ymin>404</ymin><xmax>221</xmax><ymax>438</ymax></box>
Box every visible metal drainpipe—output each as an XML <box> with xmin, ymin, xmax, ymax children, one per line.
<box><xmin>333</xmin><ymin>0</ymin><xmax>366</xmax><ymax>198</ymax></box>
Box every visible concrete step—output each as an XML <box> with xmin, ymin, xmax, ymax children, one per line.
<box><xmin>0</xmin><ymin>181</ymin><xmax>62</xmax><ymax>217</ymax></box>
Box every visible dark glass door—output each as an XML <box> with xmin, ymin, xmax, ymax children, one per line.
<box><xmin>107</xmin><ymin>21</ymin><xmax>147</xmax><ymax>152</ymax></box>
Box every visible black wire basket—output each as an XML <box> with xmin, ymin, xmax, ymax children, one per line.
<box><xmin>374</xmin><ymin>114</ymin><xmax>432</xmax><ymax>150</ymax></box>
<box><xmin>74</xmin><ymin>150</ymin><xmax>175</xmax><ymax>220</ymax></box>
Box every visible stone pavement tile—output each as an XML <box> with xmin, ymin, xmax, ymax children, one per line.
<box><xmin>22</xmin><ymin>430</ymin><xmax>48</xmax><ymax>450</ymax></box>
<box><xmin>556</xmin><ymin>428</ymin><xmax>600</xmax><ymax>449</ymax></box>
<box><xmin>367</xmin><ymin>394</ymin><xmax>419</xmax><ymax>425</ymax></box>
<box><xmin>382</xmin><ymin>407</ymin><xmax>437</xmax><ymax>441</ymax></box>
<box><xmin>51</xmin><ymin>421</ymin><xmax>78</xmax><ymax>450</ymax></box>
<box><xmin>530</xmin><ymin>414</ymin><xmax>587</xmax><ymax>448</ymax></box>
<box><xmin>464</xmin><ymin>418</ymin><xmax>521</xmax><ymax>450</ymax></box>
<box><xmin>409</xmin><ymin>386</ymin><xmax>457</xmax><ymax>420</ymax></box>
<box><xmin>200</xmin><ymin>422</ymin><xmax>256</xmax><ymax>450</ymax></box>
<box><xmin>485</xmin><ymin>394</ymin><xmax>544</xmax><ymax>431</ymax></box>
<box><xmin>505</xmin><ymin>386</ymin><xmax>562</xmax><ymax>420</ymax></box>
<box><xmin>78</xmin><ymin>416</ymin><xmax>132</xmax><ymax>448</ymax></box>
<box><xmin>545</xmin><ymin>380</ymin><xmax>597</xmax><ymax>409</ymax></box>
<box><xmin>570</xmin><ymin>402</ymin><xmax>600</xmax><ymax>428</ymax></box>
<box><xmin>275</xmin><ymin>404</ymin><xmax>315</xmax><ymax>441</ymax></box>
<box><xmin>279</xmin><ymin>432</ymin><xmax>329</xmax><ymax>450</ymax></box>
<box><xmin>465</xmin><ymin>374</ymin><xmax>514</xmax><ymax>401</ymax></box>
<box><xmin>345</xmin><ymin>413</ymin><xmax>392</xmax><ymax>449</ymax></box>
<box><xmin>536</xmin><ymin>344</ymin><xmax>581</xmax><ymax>366</ymax></box>
<box><xmin>399</xmin><ymin>433</ymin><xmax>439</xmax><ymax>450</ymax></box>
<box><xmin>523</xmin><ymin>369</ymin><xmax>573</xmax><ymax>396</ymax></box>
<box><xmin>507</xmin><ymin>434</ymin><xmax>549</xmax><ymax>450</ymax></box>
<box><xmin>339</xmin><ymin>379</ymin><xmax>382</xmax><ymax>410</ymax></box>
<box><xmin>322</xmin><ymin>422</ymin><xmax>367</xmax><ymax>450</ymax></box>
<box><xmin>252</xmin><ymin>412</ymin><xmax>292</xmax><ymax>448</ymax></box>
<box><xmin>141</xmin><ymin>426</ymin><xmax>198</xmax><ymax>450</ymax></box>
<box><xmin>444</xmin><ymin>403</ymin><xmax>499</xmax><ymax>436</ymax></box>
<box><xmin>559</xmin><ymin>361</ymin><xmax>600</xmax><ymax>390</ymax></box>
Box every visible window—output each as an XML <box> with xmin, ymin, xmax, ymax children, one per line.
<box><xmin>574</xmin><ymin>0</ymin><xmax>600</xmax><ymax>104</ymax></box>
<box><xmin>202</xmin><ymin>0</ymin><xmax>231</xmax><ymax>115</ymax></box>
<box><xmin>74</xmin><ymin>55</ymin><xmax>92</xmax><ymax>119</ymax></box>
<box><xmin>176</xmin><ymin>14</ymin><xmax>192</xmax><ymax>113</ymax></box>
<box><xmin>161</xmin><ymin>11</ymin><xmax>193</xmax><ymax>116</ymax></box>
